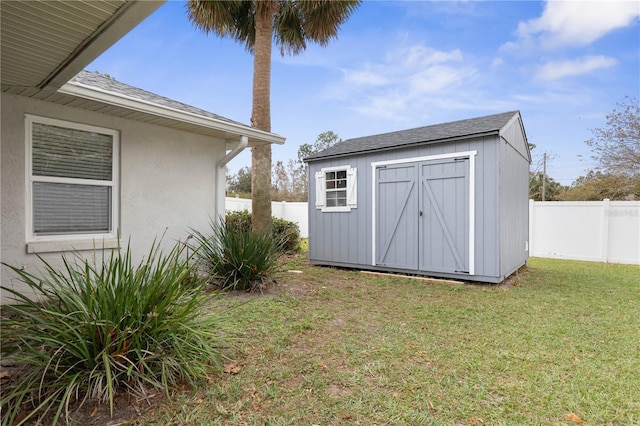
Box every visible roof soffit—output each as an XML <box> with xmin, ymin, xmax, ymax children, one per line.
<box><xmin>1</xmin><ymin>0</ymin><xmax>164</xmax><ymax>93</ymax></box>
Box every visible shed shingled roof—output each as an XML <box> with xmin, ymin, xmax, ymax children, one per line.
<box><xmin>305</xmin><ymin>111</ymin><xmax>520</xmax><ymax>161</ymax></box>
<box><xmin>70</xmin><ymin>70</ymin><xmax>247</xmax><ymax>127</ymax></box>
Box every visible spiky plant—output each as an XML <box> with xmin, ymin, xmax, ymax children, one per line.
<box><xmin>191</xmin><ymin>220</ymin><xmax>285</xmax><ymax>292</ymax></box>
<box><xmin>1</xmin><ymin>241</ymin><xmax>233</xmax><ymax>425</ymax></box>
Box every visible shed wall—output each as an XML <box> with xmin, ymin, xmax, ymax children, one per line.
<box><xmin>499</xmin><ymin>138</ymin><xmax>530</xmax><ymax>279</ymax></box>
<box><xmin>1</xmin><ymin>93</ymin><xmax>225</xmax><ymax>300</ymax></box>
<box><xmin>308</xmin><ymin>135</ymin><xmax>503</xmax><ymax>281</ymax></box>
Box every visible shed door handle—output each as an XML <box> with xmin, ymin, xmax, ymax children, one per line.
<box><xmin>419</xmin><ymin>210</ymin><xmax>423</xmax><ymax>216</ymax></box>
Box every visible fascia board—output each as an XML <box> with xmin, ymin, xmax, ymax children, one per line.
<box><xmin>58</xmin><ymin>82</ymin><xmax>285</xmax><ymax>145</ymax></box>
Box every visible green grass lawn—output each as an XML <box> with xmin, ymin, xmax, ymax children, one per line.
<box><xmin>141</xmin><ymin>256</ymin><xmax>640</xmax><ymax>425</ymax></box>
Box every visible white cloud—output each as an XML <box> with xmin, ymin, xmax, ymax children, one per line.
<box><xmin>513</xmin><ymin>0</ymin><xmax>640</xmax><ymax>49</ymax></box>
<box><xmin>397</xmin><ymin>45</ymin><xmax>463</xmax><ymax>67</ymax></box>
<box><xmin>326</xmin><ymin>43</ymin><xmax>477</xmax><ymax>121</ymax></box>
<box><xmin>343</xmin><ymin>68</ymin><xmax>388</xmax><ymax>87</ymax></box>
<box><xmin>536</xmin><ymin>55</ymin><xmax>618</xmax><ymax>80</ymax></box>
<box><xmin>409</xmin><ymin>65</ymin><xmax>474</xmax><ymax>93</ymax></box>
<box><xmin>354</xmin><ymin>91</ymin><xmax>409</xmax><ymax>121</ymax></box>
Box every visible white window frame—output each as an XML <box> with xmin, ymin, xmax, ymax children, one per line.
<box><xmin>25</xmin><ymin>115</ymin><xmax>120</xmax><ymax>253</ymax></box>
<box><xmin>315</xmin><ymin>165</ymin><xmax>357</xmax><ymax>212</ymax></box>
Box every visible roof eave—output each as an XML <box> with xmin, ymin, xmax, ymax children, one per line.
<box><xmin>42</xmin><ymin>1</ymin><xmax>166</xmax><ymax>91</ymax></box>
<box><xmin>58</xmin><ymin>81</ymin><xmax>285</xmax><ymax>145</ymax></box>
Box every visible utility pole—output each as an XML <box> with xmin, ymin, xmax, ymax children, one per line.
<box><xmin>542</xmin><ymin>152</ymin><xmax>547</xmax><ymax>201</ymax></box>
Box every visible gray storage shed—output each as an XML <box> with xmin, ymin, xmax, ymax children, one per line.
<box><xmin>305</xmin><ymin>111</ymin><xmax>531</xmax><ymax>283</ymax></box>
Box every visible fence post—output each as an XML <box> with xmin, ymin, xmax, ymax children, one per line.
<box><xmin>528</xmin><ymin>199</ymin><xmax>534</xmax><ymax>256</ymax></box>
<box><xmin>600</xmin><ymin>198</ymin><xmax>610</xmax><ymax>263</ymax></box>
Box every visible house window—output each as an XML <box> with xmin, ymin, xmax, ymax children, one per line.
<box><xmin>26</xmin><ymin>116</ymin><xmax>119</xmax><ymax>248</ymax></box>
<box><xmin>315</xmin><ymin>166</ymin><xmax>357</xmax><ymax>212</ymax></box>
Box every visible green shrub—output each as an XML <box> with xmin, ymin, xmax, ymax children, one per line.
<box><xmin>225</xmin><ymin>210</ymin><xmax>252</xmax><ymax>232</ymax></box>
<box><xmin>224</xmin><ymin>210</ymin><xmax>301</xmax><ymax>253</ymax></box>
<box><xmin>0</xmin><ymin>241</ymin><xmax>231</xmax><ymax>425</ymax></box>
<box><xmin>272</xmin><ymin>217</ymin><xmax>301</xmax><ymax>253</ymax></box>
<box><xmin>191</xmin><ymin>220</ymin><xmax>285</xmax><ymax>292</ymax></box>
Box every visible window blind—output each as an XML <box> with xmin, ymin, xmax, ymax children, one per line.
<box><xmin>32</xmin><ymin>123</ymin><xmax>113</xmax><ymax>181</ymax></box>
<box><xmin>33</xmin><ymin>183</ymin><xmax>111</xmax><ymax>235</ymax></box>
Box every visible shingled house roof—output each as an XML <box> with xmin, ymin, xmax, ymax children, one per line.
<box><xmin>58</xmin><ymin>70</ymin><xmax>285</xmax><ymax>146</ymax></box>
<box><xmin>70</xmin><ymin>71</ymin><xmax>245</xmax><ymax>127</ymax></box>
<box><xmin>305</xmin><ymin>111</ymin><xmax>520</xmax><ymax>161</ymax></box>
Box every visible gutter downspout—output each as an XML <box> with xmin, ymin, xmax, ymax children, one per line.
<box><xmin>216</xmin><ymin>136</ymin><xmax>249</xmax><ymax>220</ymax></box>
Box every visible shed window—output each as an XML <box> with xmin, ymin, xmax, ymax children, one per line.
<box><xmin>26</xmin><ymin>116</ymin><xmax>119</xmax><ymax>244</ymax></box>
<box><xmin>325</xmin><ymin>170</ymin><xmax>347</xmax><ymax>207</ymax></box>
<box><xmin>315</xmin><ymin>166</ymin><xmax>357</xmax><ymax>212</ymax></box>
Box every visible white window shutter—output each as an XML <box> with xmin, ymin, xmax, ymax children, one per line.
<box><xmin>315</xmin><ymin>171</ymin><xmax>325</xmax><ymax>209</ymax></box>
<box><xmin>347</xmin><ymin>167</ymin><xmax>357</xmax><ymax>208</ymax></box>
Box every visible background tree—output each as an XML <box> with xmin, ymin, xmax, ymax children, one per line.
<box><xmin>529</xmin><ymin>172</ymin><xmax>563</xmax><ymax>201</ymax></box>
<box><xmin>558</xmin><ymin>171</ymin><xmax>640</xmax><ymax>201</ymax></box>
<box><xmin>271</xmin><ymin>160</ymin><xmax>306</xmax><ymax>201</ymax></box>
<box><xmin>297</xmin><ymin>130</ymin><xmax>342</xmax><ymax>165</ymax></box>
<box><xmin>528</xmin><ymin>142</ymin><xmax>562</xmax><ymax>200</ymax></box>
<box><xmin>235</xmin><ymin>131</ymin><xmax>343</xmax><ymax>201</ymax></box>
<box><xmin>227</xmin><ymin>166</ymin><xmax>252</xmax><ymax>196</ymax></box>
<box><xmin>187</xmin><ymin>1</ymin><xmax>360</xmax><ymax>235</ymax></box>
<box><xmin>557</xmin><ymin>96</ymin><xmax>640</xmax><ymax>201</ymax></box>
<box><xmin>586</xmin><ymin>96</ymin><xmax>639</xmax><ymax>176</ymax></box>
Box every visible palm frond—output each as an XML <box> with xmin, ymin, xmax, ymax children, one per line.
<box><xmin>187</xmin><ymin>0</ymin><xmax>361</xmax><ymax>56</ymax></box>
<box><xmin>186</xmin><ymin>0</ymin><xmax>257</xmax><ymax>52</ymax></box>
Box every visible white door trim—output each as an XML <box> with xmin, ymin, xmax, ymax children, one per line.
<box><xmin>371</xmin><ymin>150</ymin><xmax>477</xmax><ymax>275</ymax></box>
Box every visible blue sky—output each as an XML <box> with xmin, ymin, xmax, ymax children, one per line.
<box><xmin>88</xmin><ymin>0</ymin><xmax>640</xmax><ymax>185</ymax></box>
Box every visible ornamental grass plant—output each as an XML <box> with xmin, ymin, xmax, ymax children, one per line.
<box><xmin>191</xmin><ymin>219</ymin><xmax>285</xmax><ymax>292</ymax></box>
<box><xmin>0</xmin><ymin>241</ymin><xmax>232</xmax><ymax>425</ymax></box>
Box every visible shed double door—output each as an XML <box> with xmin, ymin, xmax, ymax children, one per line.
<box><xmin>376</xmin><ymin>157</ymin><xmax>470</xmax><ymax>274</ymax></box>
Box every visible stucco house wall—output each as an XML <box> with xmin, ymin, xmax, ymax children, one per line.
<box><xmin>1</xmin><ymin>92</ymin><xmax>225</xmax><ymax>300</ymax></box>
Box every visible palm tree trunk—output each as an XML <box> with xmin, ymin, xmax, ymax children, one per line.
<box><xmin>251</xmin><ymin>5</ymin><xmax>273</xmax><ymax>235</ymax></box>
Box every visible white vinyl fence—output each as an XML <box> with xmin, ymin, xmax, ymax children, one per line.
<box><xmin>529</xmin><ymin>200</ymin><xmax>640</xmax><ymax>265</ymax></box>
<box><xmin>226</xmin><ymin>197</ymin><xmax>309</xmax><ymax>238</ymax></box>
<box><xmin>226</xmin><ymin>197</ymin><xmax>640</xmax><ymax>265</ymax></box>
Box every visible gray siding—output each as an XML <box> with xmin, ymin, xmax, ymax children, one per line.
<box><xmin>308</xmin><ymin>155</ymin><xmax>372</xmax><ymax>266</ymax></box>
<box><xmin>499</xmin><ymin>138</ymin><xmax>530</xmax><ymax>279</ymax></box>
